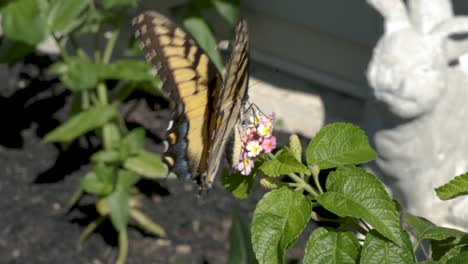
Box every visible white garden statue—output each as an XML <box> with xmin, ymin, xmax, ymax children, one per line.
<box><xmin>365</xmin><ymin>0</ymin><xmax>468</xmax><ymax>229</ymax></box>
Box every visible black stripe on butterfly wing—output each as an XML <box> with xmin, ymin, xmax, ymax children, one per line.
<box><xmin>205</xmin><ymin>19</ymin><xmax>250</xmax><ymax>185</ymax></box>
<box><xmin>132</xmin><ymin>11</ymin><xmax>220</xmax><ymax>182</ymax></box>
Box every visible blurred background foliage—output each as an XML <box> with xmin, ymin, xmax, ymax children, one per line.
<box><xmin>0</xmin><ymin>0</ymin><xmax>240</xmax><ymax>263</ymax></box>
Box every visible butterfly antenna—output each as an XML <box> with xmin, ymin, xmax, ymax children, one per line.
<box><xmin>243</xmin><ymin>102</ymin><xmax>267</xmax><ymax>119</ymax></box>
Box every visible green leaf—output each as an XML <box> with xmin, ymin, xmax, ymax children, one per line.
<box><xmin>404</xmin><ymin>212</ymin><xmax>468</xmax><ymax>262</ymax></box>
<box><xmin>117</xmin><ymin>169</ymin><xmax>140</xmax><ymax>189</ymax></box>
<box><xmin>447</xmin><ymin>252</ymin><xmax>468</xmax><ymax>264</ymax></box>
<box><xmin>103</xmin><ymin>123</ymin><xmax>121</xmax><ymax>148</ymax></box>
<box><xmin>260</xmin><ymin>148</ymin><xmax>309</xmax><ymax>177</ymax></box>
<box><xmin>211</xmin><ymin>0</ymin><xmax>239</xmax><ymax>26</ymax></box>
<box><xmin>228</xmin><ymin>209</ymin><xmax>255</xmax><ymax>264</ymax></box>
<box><xmin>306</xmin><ymin>122</ymin><xmax>377</xmax><ymax>169</ymax></box>
<box><xmin>80</xmin><ymin>171</ymin><xmax>113</xmax><ymax>195</ymax></box>
<box><xmin>123</xmin><ymin>150</ymin><xmax>168</xmax><ymax>179</ymax></box>
<box><xmin>120</xmin><ymin>128</ymin><xmax>145</xmax><ymax>156</ymax></box>
<box><xmin>360</xmin><ymin>230</ymin><xmax>415</xmax><ymax>264</ymax></box>
<box><xmin>48</xmin><ymin>0</ymin><xmax>88</xmax><ymax>32</ymax></box>
<box><xmin>183</xmin><ymin>15</ymin><xmax>224</xmax><ymax>73</ymax></box>
<box><xmin>303</xmin><ymin>227</ymin><xmax>360</xmax><ymax>264</ymax></box>
<box><xmin>0</xmin><ymin>40</ymin><xmax>34</xmax><ymax>63</ymax></box>
<box><xmin>97</xmin><ymin>60</ymin><xmax>155</xmax><ymax>82</ymax></box>
<box><xmin>316</xmin><ymin>166</ymin><xmax>402</xmax><ymax>246</ymax></box>
<box><xmin>221</xmin><ymin>170</ymin><xmax>255</xmax><ymax>199</ymax></box>
<box><xmin>58</xmin><ymin>55</ymin><xmax>98</xmax><ymax>91</ymax></box>
<box><xmin>91</xmin><ymin>149</ymin><xmax>121</xmax><ymax>164</ymax></box>
<box><xmin>404</xmin><ymin>213</ymin><xmax>467</xmax><ymax>241</ymax></box>
<box><xmin>114</xmin><ymin>79</ymin><xmax>163</xmax><ymax>102</ymax></box>
<box><xmin>430</xmin><ymin>228</ymin><xmax>468</xmax><ymax>261</ymax></box>
<box><xmin>0</xmin><ymin>0</ymin><xmax>15</xmax><ymax>9</ymax></box>
<box><xmin>2</xmin><ymin>0</ymin><xmax>48</xmax><ymax>45</ymax></box>
<box><xmin>102</xmin><ymin>0</ymin><xmax>138</xmax><ymax>9</ymax></box>
<box><xmin>49</xmin><ymin>61</ymin><xmax>68</xmax><ymax>75</ymax></box>
<box><xmin>435</xmin><ymin>172</ymin><xmax>468</xmax><ymax>200</ymax></box>
<box><xmin>43</xmin><ymin>105</ymin><xmax>117</xmax><ymax>143</ymax></box>
<box><xmin>251</xmin><ymin>187</ymin><xmax>311</xmax><ymax>264</ymax></box>
<box><xmin>434</xmin><ymin>244</ymin><xmax>468</xmax><ymax>263</ymax></box>
<box><xmin>108</xmin><ymin>188</ymin><xmax>129</xmax><ymax>232</ymax></box>
<box><xmin>129</xmin><ymin>209</ymin><xmax>166</xmax><ymax>237</ymax></box>
<box><xmin>93</xmin><ymin>163</ymin><xmax>115</xmax><ymax>184</ymax></box>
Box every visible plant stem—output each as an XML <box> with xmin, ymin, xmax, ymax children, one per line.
<box><xmin>345</xmin><ymin>218</ymin><xmax>368</xmax><ymax>236</ymax></box>
<box><xmin>68</xmin><ymin>188</ymin><xmax>83</xmax><ymax>208</ymax></box>
<box><xmin>312</xmin><ymin>171</ymin><xmax>324</xmax><ymax>194</ymax></box>
<box><xmin>97</xmin><ymin>82</ymin><xmax>108</xmax><ymax>106</ymax></box>
<box><xmin>116</xmin><ymin>230</ymin><xmax>128</xmax><ymax>264</ymax></box>
<box><xmin>53</xmin><ymin>33</ymin><xmax>70</xmax><ymax>61</ymax></box>
<box><xmin>78</xmin><ymin>215</ymin><xmax>105</xmax><ymax>249</ymax></box>
<box><xmin>81</xmin><ymin>91</ymin><xmax>90</xmax><ymax>109</ymax></box>
<box><xmin>288</xmin><ymin>173</ymin><xmax>319</xmax><ymax>197</ymax></box>
<box><xmin>102</xmin><ymin>30</ymin><xmax>119</xmax><ymax>64</ymax></box>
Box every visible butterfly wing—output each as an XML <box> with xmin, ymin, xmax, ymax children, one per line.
<box><xmin>132</xmin><ymin>11</ymin><xmax>221</xmax><ymax>183</ymax></box>
<box><xmin>205</xmin><ymin>20</ymin><xmax>250</xmax><ymax>185</ymax></box>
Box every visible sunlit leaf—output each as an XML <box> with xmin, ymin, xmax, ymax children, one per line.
<box><xmin>43</xmin><ymin>105</ymin><xmax>117</xmax><ymax>143</ymax></box>
<box><xmin>435</xmin><ymin>172</ymin><xmax>468</xmax><ymax>201</ymax></box>
<box><xmin>251</xmin><ymin>187</ymin><xmax>311</xmax><ymax>264</ymax></box>
<box><xmin>80</xmin><ymin>171</ymin><xmax>113</xmax><ymax>195</ymax></box>
<box><xmin>119</xmin><ymin>128</ymin><xmax>145</xmax><ymax>156</ymax></box>
<box><xmin>2</xmin><ymin>0</ymin><xmax>48</xmax><ymax>45</ymax></box>
<box><xmin>58</xmin><ymin>55</ymin><xmax>98</xmax><ymax>91</ymax></box>
<box><xmin>306</xmin><ymin>122</ymin><xmax>377</xmax><ymax>169</ymax></box>
<box><xmin>303</xmin><ymin>228</ymin><xmax>360</xmax><ymax>264</ymax></box>
<box><xmin>108</xmin><ymin>188</ymin><xmax>129</xmax><ymax>232</ymax></box>
<box><xmin>316</xmin><ymin>166</ymin><xmax>402</xmax><ymax>246</ymax></box>
<box><xmin>48</xmin><ymin>0</ymin><xmax>88</xmax><ymax>32</ymax></box>
<box><xmin>404</xmin><ymin>213</ymin><xmax>467</xmax><ymax>241</ymax></box>
<box><xmin>447</xmin><ymin>252</ymin><xmax>468</xmax><ymax>264</ymax></box>
<box><xmin>129</xmin><ymin>209</ymin><xmax>166</xmax><ymax>237</ymax></box>
<box><xmin>183</xmin><ymin>15</ymin><xmax>224</xmax><ymax>73</ymax></box>
<box><xmin>124</xmin><ymin>150</ymin><xmax>168</xmax><ymax>179</ymax></box>
<box><xmin>97</xmin><ymin>60</ymin><xmax>155</xmax><ymax>82</ymax></box>
<box><xmin>117</xmin><ymin>169</ymin><xmax>140</xmax><ymax>189</ymax></box>
<box><xmin>91</xmin><ymin>149</ymin><xmax>121</xmax><ymax>163</ymax></box>
<box><xmin>361</xmin><ymin>230</ymin><xmax>415</xmax><ymax>264</ymax></box>
<box><xmin>260</xmin><ymin>148</ymin><xmax>308</xmax><ymax>177</ymax></box>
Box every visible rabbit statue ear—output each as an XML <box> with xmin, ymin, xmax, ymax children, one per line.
<box><xmin>434</xmin><ymin>18</ymin><xmax>468</xmax><ymax>62</ymax></box>
<box><xmin>408</xmin><ymin>0</ymin><xmax>453</xmax><ymax>34</ymax></box>
<box><xmin>367</xmin><ymin>0</ymin><xmax>411</xmax><ymax>34</ymax></box>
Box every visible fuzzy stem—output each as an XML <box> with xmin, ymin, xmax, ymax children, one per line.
<box><xmin>288</xmin><ymin>173</ymin><xmax>319</xmax><ymax>197</ymax></box>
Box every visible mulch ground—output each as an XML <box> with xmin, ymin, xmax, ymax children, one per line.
<box><xmin>0</xmin><ymin>55</ymin><xmax>310</xmax><ymax>264</ymax></box>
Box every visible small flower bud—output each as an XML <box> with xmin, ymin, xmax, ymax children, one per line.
<box><xmin>289</xmin><ymin>134</ymin><xmax>302</xmax><ymax>162</ymax></box>
<box><xmin>310</xmin><ymin>164</ymin><xmax>320</xmax><ymax>177</ymax></box>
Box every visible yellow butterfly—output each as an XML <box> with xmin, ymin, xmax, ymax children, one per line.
<box><xmin>132</xmin><ymin>11</ymin><xmax>249</xmax><ymax>188</ymax></box>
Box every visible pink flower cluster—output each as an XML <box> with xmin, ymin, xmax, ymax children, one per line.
<box><xmin>235</xmin><ymin>113</ymin><xmax>277</xmax><ymax>175</ymax></box>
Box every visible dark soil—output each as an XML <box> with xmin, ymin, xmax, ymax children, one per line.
<box><xmin>0</xmin><ymin>55</ymin><xmax>310</xmax><ymax>264</ymax></box>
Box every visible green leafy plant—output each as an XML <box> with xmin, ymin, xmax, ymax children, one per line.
<box><xmin>0</xmin><ymin>1</ymin><xmax>172</xmax><ymax>263</ymax></box>
<box><xmin>222</xmin><ymin>122</ymin><xmax>468</xmax><ymax>264</ymax></box>
<box><xmin>1</xmin><ymin>0</ymin><xmax>241</xmax><ymax>262</ymax></box>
